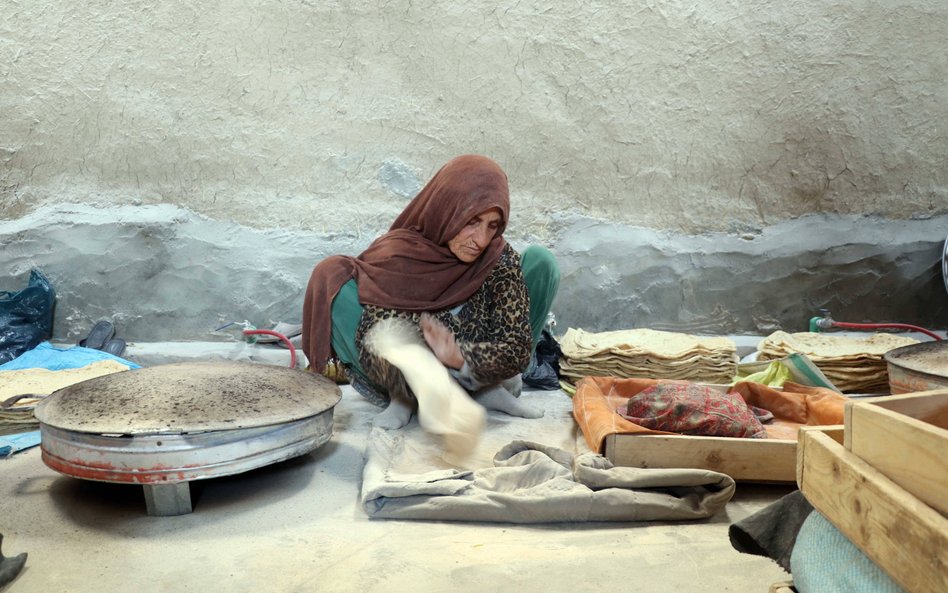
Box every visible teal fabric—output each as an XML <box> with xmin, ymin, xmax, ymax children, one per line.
<box><xmin>329</xmin><ymin>245</ymin><xmax>560</xmax><ymax>379</ymax></box>
<box><xmin>521</xmin><ymin>245</ymin><xmax>560</xmax><ymax>347</ymax></box>
<box><xmin>330</xmin><ymin>279</ymin><xmax>365</xmax><ymax>378</ymax></box>
<box><xmin>790</xmin><ymin>511</ymin><xmax>905</xmax><ymax>593</ymax></box>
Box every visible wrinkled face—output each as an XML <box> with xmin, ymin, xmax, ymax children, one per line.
<box><xmin>447</xmin><ymin>208</ymin><xmax>503</xmax><ymax>263</ymax></box>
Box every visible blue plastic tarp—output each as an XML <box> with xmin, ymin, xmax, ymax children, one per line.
<box><xmin>0</xmin><ymin>430</ymin><xmax>41</xmax><ymax>457</ymax></box>
<box><xmin>0</xmin><ymin>341</ymin><xmax>140</xmax><ymax>371</ymax></box>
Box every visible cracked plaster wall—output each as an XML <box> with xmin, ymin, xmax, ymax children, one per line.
<box><xmin>3</xmin><ymin>205</ymin><xmax>946</xmax><ymax>342</ymax></box>
<box><xmin>1</xmin><ymin>1</ymin><xmax>947</xmax><ymax>340</ymax></box>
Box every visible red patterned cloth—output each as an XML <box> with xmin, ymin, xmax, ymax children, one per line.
<box><xmin>616</xmin><ymin>383</ymin><xmax>768</xmax><ymax>439</ymax></box>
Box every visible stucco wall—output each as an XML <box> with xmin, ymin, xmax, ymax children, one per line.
<box><xmin>3</xmin><ymin>1</ymin><xmax>946</xmax><ymax>232</ymax></box>
<box><xmin>2</xmin><ymin>1</ymin><xmax>947</xmax><ymax>340</ymax></box>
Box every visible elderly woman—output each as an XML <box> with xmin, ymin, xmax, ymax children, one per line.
<box><xmin>301</xmin><ymin>155</ymin><xmax>559</xmax><ymax>428</ymax></box>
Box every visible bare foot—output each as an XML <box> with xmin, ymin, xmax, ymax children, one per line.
<box><xmin>475</xmin><ymin>384</ymin><xmax>543</xmax><ymax>418</ymax></box>
<box><xmin>372</xmin><ymin>399</ymin><xmax>414</xmax><ymax>429</ymax></box>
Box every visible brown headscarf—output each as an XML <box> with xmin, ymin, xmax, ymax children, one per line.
<box><xmin>302</xmin><ymin>154</ymin><xmax>510</xmax><ymax>372</ymax></box>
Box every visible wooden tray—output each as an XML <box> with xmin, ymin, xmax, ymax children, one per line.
<box><xmin>605</xmin><ymin>433</ymin><xmax>796</xmax><ymax>482</ymax></box>
<box><xmin>797</xmin><ymin>424</ymin><xmax>947</xmax><ymax>593</ymax></box>
<box><xmin>844</xmin><ymin>389</ymin><xmax>948</xmax><ymax>515</ymax></box>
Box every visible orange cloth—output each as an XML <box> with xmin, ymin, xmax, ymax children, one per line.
<box><xmin>572</xmin><ymin>376</ymin><xmax>846</xmax><ymax>452</ymax></box>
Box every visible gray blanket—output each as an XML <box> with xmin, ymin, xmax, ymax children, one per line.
<box><xmin>729</xmin><ymin>489</ymin><xmax>813</xmax><ymax>571</ymax></box>
<box><xmin>360</xmin><ymin>391</ymin><xmax>736</xmax><ymax>523</ymax></box>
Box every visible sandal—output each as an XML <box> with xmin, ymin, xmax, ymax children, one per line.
<box><xmin>101</xmin><ymin>338</ymin><xmax>127</xmax><ymax>357</ymax></box>
<box><xmin>78</xmin><ymin>320</ymin><xmax>115</xmax><ymax>350</ymax></box>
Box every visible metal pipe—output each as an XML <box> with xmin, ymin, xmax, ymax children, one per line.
<box><xmin>807</xmin><ymin>309</ymin><xmax>942</xmax><ymax>341</ymax></box>
<box><xmin>829</xmin><ymin>321</ymin><xmax>942</xmax><ymax>341</ymax></box>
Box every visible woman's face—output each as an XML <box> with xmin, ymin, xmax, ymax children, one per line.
<box><xmin>447</xmin><ymin>207</ymin><xmax>503</xmax><ymax>263</ymax></box>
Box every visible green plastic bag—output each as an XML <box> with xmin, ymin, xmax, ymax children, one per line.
<box><xmin>734</xmin><ymin>352</ymin><xmax>840</xmax><ymax>392</ymax></box>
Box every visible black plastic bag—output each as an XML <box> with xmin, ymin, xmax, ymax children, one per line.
<box><xmin>522</xmin><ymin>329</ymin><xmax>562</xmax><ymax>390</ymax></box>
<box><xmin>0</xmin><ymin>269</ymin><xmax>56</xmax><ymax>364</ymax></box>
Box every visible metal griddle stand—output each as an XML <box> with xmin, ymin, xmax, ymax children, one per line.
<box><xmin>145</xmin><ymin>483</ymin><xmax>193</xmax><ymax>516</ymax></box>
<box><xmin>40</xmin><ymin>411</ymin><xmax>337</xmax><ymax>516</ymax></box>
<box><xmin>34</xmin><ymin>362</ymin><xmax>341</xmax><ymax>516</ymax></box>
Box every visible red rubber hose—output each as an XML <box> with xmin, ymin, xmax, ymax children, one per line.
<box><xmin>830</xmin><ymin>321</ymin><xmax>942</xmax><ymax>341</ymax></box>
<box><xmin>242</xmin><ymin>329</ymin><xmax>298</xmax><ymax>368</ymax></box>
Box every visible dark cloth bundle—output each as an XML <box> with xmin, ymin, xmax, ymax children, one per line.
<box><xmin>523</xmin><ymin>330</ymin><xmax>562</xmax><ymax>390</ymax></box>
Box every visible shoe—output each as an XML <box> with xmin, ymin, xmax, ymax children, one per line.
<box><xmin>0</xmin><ymin>533</ymin><xmax>28</xmax><ymax>588</ymax></box>
<box><xmin>78</xmin><ymin>321</ymin><xmax>115</xmax><ymax>350</ymax></box>
<box><xmin>254</xmin><ymin>322</ymin><xmax>304</xmax><ymax>343</ymax></box>
<box><xmin>101</xmin><ymin>338</ymin><xmax>127</xmax><ymax>357</ymax></box>
<box><xmin>276</xmin><ymin>334</ymin><xmax>303</xmax><ymax>349</ymax></box>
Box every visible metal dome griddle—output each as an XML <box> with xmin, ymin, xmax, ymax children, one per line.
<box><xmin>35</xmin><ymin>361</ymin><xmax>339</xmax><ymax>434</ymax></box>
<box><xmin>34</xmin><ymin>361</ymin><xmax>342</xmax><ymax>516</ymax></box>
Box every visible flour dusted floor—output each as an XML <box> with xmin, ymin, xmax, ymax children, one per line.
<box><xmin>0</xmin><ymin>384</ymin><xmax>792</xmax><ymax>593</ymax></box>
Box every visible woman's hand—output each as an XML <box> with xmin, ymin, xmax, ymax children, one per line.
<box><xmin>420</xmin><ymin>313</ymin><xmax>464</xmax><ymax>369</ymax></box>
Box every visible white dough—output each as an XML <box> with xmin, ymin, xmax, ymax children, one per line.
<box><xmin>364</xmin><ymin>318</ymin><xmax>486</xmax><ymax>456</ymax></box>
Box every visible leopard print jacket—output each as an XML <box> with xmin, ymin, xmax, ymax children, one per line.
<box><xmin>355</xmin><ymin>244</ymin><xmax>532</xmax><ymax>403</ymax></box>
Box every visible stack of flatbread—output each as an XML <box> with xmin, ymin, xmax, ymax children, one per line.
<box><xmin>559</xmin><ymin>327</ymin><xmax>739</xmax><ymax>386</ymax></box>
<box><xmin>0</xmin><ymin>395</ymin><xmax>43</xmax><ymax>435</ymax></box>
<box><xmin>757</xmin><ymin>331</ymin><xmax>918</xmax><ymax>393</ymax></box>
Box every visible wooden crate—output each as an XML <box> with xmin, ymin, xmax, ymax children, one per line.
<box><xmin>844</xmin><ymin>389</ymin><xmax>948</xmax><ymax>516</ymax></box>
<box><xmin>604</xmin><ymin>433</ymin><xmax>797</xmax><ymax>482</ymax></box>
<box><xmin>797</xmin><ymin>425</ymin><xmax>948</xmax><ymax>593</ymax></box>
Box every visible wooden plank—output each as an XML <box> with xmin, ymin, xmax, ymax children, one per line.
<box><xmin>797</xmin><ymin>427</ymin><xmax>948</xmax><ymax>593</ymax></box>
<box><xmin>606</xmin><ymin>433</ymin><xmax>796</xmax><ymax>482</ymax></box>
<box><xmin>860</xmin><ymin>389</ymin><xmax>948</xmax><ymax>427</ymax></box>
<box><xmin>846</xmin><ymin>396</ymin><xmax>948</xmax><ymax>516</ymax></box>
<box><xmin>795</xmin><ymin>425</ymin><xmax>844</xmax><ymax>484</ymax></box>
<box><xmin>818</xmin><ymin>425</ymin><xmax>845</xmax><ymax>445</ymax></box>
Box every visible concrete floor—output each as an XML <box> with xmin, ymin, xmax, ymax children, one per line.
<box><xmin>0</xmin><ymin>372</ymin><xmax>795</xmax><ymax>593</ymax></box>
